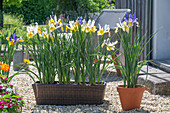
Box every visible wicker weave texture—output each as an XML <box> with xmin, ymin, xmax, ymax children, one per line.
<box><xmin>32</xmin><ymin>82</ymin><xmax>106</xmax><ymax>105</ymax></box>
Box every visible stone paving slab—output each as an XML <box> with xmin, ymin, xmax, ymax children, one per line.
<box><xmin>152</xmin><ymin>60</ymin><xmax>170</xmax><ymax>73</ymax></box>
<box><xmin>139</xmin><ymin>65</ymin><xmax>167</xmax><ymax>75</ymax></box>
<box><xmin>138</xmin><ymin>65</ymin><xmax>170</xmax><ymax>95</ymax></box>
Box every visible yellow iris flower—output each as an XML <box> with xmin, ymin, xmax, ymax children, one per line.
<box><xmin>9</xmin><ymin>40</ymin><xmax>14</xmax><ymax>46</ymax></box>
<box><xmin>128</xmin><ymin>21</ymin><xmax>132</xmax><ymax>27</ymax></box>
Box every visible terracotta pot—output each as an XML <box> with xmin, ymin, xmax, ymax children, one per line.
<box><xmin>117</xmin><ymin>85</ymin><xmax>145</xmax><ymax>111</ymax></box>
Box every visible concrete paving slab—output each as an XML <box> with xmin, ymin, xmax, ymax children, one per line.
<box><xmin>138</xmin><ymin>65</ymin><xmax>170</xmax><ymax>95</ymax></box>
<box><xmin>139</xmin><ymin>65</ymin><xmax>167</xmax><ymax>75</ymax></box>
<box><xmin>152</xmin><ymin>60</ymin><xmax>170</xmax><ymax>73</ymax></box>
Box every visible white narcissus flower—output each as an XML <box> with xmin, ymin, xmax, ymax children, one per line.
<box><xmin>115</xmin><ymin>18</ymin><xmax>130</xmax><ymax>34</ymax></box>
<box><xmin>97</xmin><ymin>24</ymin><xmax>110</xmax><ymax>36</ymax></box>
<box><xmin>66</xmin><ymin>21</ymin><xmax>75</xmax><ymax>32</ymax></box>
<box><xmin>102</xmin><ymin>38</ymin><xmax>118</xmax><ymax>51</ymax></box>
<box><xmin>85</xmin><ymin>20</ymin><xmax>97</xmax><ymax>33</ymax></box>
<box><xmin>42</xmin><ymin>28</ymin><xmax>48</xmax><ymax>38</ymax></box>
<box><xmin>106</xmin><ymin>40</ymin><xmax>118</xmax><ymax>51</ymax></box>
<box><xmin>97</xmin><ymin>24</ymin><xmax>105</xmax><ymax>36</ymax></box>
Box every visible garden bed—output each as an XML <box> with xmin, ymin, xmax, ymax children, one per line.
<box><xmin>9</xmin><ymin>63</ymin><xmax>170</xmax><ymax>112</ymax></box>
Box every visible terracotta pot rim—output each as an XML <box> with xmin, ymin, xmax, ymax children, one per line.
<box><xmin>117</xmin><ymin>85</ymin><xmax>145</xmax><ymax>89</ymax></box>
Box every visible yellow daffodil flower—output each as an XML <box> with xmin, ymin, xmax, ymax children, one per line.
<box><xmin>108</xmin><ymin>31</ymin><xmax>111</xmax><ymax>37</ymax></box>
<box><xmin>27</xmin><ymin>31</ymin><xmax>34</xmax><ymax>38</ymax></box>
<box><xmin>101</xmin><ymin>42</ymin><xmax>105</xmax><ymax>48</ymax></box>
<box><xmin>58</xmin><ymin>19</ymin><xmax>61</xmax><ymax>23</ymax></box>
<box><xmin>6</xmin><ymin>36</ymin><xmax>10</xmax><ymax>41</ymax></box>
<box><xmin>91</xmin><ymin>26</ymin><xmax>97</xmax><ymax>32</ymax></box>
<box><xmin>97</xmin><ymin>28</ymin><xmax>104</xmax><ymax>36</ymax></box>
<box><xmin>51</xmin><ymin>36</ymin><xmax>53</xmax><ymax>40</ymax></box>
<box><xmin>73</xmin><ymin>25</ymin><xmax>78</xmax><ymax>31</ymax></box>
<box><xmin>50</xmin><ymin>18</ymin><xmax>56</xmax><ymax>25</ymax></box>
<box><xmin>102</xmin><ymin>38</ymin><xmax>118</xmax><ymax>51</ymax></box>
<box><xmin>115</xmin><ymin>21</ymin><xmax>130</xmax><ymax>34</ymax></box>
<box><xmin>66</xmin><ymin>21</ymin><xmax>75</xmax><ymax>32</ymax></box>
<box><xmin>124</xmin><ymin>25</ymin><xmax>129</xmax><ymax>33</ymax></box>
<box><xmin>81</xmin><ymin>25</ymin><xmax>85</xmax><ymax>32</ymax></box>
<box><xmin>136</xmin><ymin>21</ymin><xmax>139</xmax><ymax>27</ymax></box>
<box><xmin>75</xmin><ymin>21</ymin><xmax>79</xmax><ymax>26</ymax></box>
<box><xmin>60</xmin><ymin>23</ymin><xmax>64</xmax><ymax>32</ymax></box>
<box><xmin>42</xmin><ymin>28</ymin><xmax>48</xmax><ymax>38</ymax></box>
<box><xmin>18</xmin><ymin>37</ymin><xmax>24</xmax><ymax>42</ymax></box>
<box><xmin>65</xmin><ymin>27</ymin><xmax>68</xmax><ymax>33</ymax></box>
<box><xmin>97</xmin><ymin>24</ymin><xmax>110</xmax><ymax>36</ymax></box>
<box><xmin>49</xmin><ymin>25</ymin><xmax>56</xmax><ymax>32</ymax></box>
<box><xmin>24</xmin><ymin>59</ymin><xmax>30</xmax><ymax>64</ymax></box>
<box><xmin>38</xmin><ymin>27</ymin><xmax>42</xmax><ymax>35</ymax></box>
<box><xmin>115</xmin><ymin>27</ymin><xmax>119</xmax><ymax>33</ymax></box>
<box><xmin>86</xmin><ymin>25</ymin><xmax>90</xmax><ymax>33</ymax></box>
<box><xmin>107</xmin><ymin>45</ymin><xmax>115</xmax><ymax>51</ymax></box>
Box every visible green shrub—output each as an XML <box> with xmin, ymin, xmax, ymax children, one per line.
<box><xmin>3</xmin><ymin>13</ymin><xmax>24</xmax><ymax>27</ymax></box>
<box><xmin>4</xmin><ymin>0</ymin><xmax>115</xmax><ymax>25</ymax></box>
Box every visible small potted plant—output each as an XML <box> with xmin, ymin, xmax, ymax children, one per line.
<box><xmin>104</xmin><ymin>13</ymin><xmax>153</xmax><ymax>111</ymax></box>
<box><xmin>0</xmin><ymin>75</ymin><xmax>25</xmax><ymax>113</ymax></box>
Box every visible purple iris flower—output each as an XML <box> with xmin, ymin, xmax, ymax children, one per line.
<box><xmin>76</xmin><ymin>16</ymin><xmax>83</xmax><ymax>25</ymax></box>
<box><xmin>124</xmin><ymin>13</ymin><xmax>128</xmax><ymax>22</ymax></box>
<box><xmin>124</xmin><ymin>13</ymin><xmax>138</xmax><ymax>24</ymax></box>
<box><xmin>13</xmin><ymin>33</ymin><xmax>17</xmax><ymax>43</ymax></box>
<box><xmin>79</xmin><ymin>16</ymin><xmax>83</xmax><ymax>24</ymax></box>
<box><xmin>9</xmin><ymin>34</ymin><xmax>13</xmax><ymax>41</ymax></box>
<box><xmin>9</xmin><ymin>33</ymin><xmax>17</xmax><ymax>43</ymax></box>
<box><xmin>133</xmin><ymin>14</ymin><xmax>138</xmax><ymax>22</ymax></box>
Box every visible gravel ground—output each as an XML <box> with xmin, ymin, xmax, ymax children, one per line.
<box><xmin>9</xmin><ymin>62</ymin><xmax>170</xmax><ymax>113</ymax></box>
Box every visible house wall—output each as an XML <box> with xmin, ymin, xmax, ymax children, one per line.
<box><xmin>153</xmin><ymin>0</ymin><xmax>170</xmax><ymax>60</ymax></box>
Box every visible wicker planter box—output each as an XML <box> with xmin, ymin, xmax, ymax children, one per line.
<box><xmin>32</xmin><ymin>81</ymin><xmax>106</xmax><ymax>105</ymax></box>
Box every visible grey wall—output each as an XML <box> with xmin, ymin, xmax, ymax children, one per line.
<box><xmin>153</xmin><ymin>0</ymin><xmax>170</xmax><ymax>60</ymax></box>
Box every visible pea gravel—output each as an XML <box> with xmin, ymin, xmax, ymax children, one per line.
<box><xmin>8</xmin><ymin>63</ymin><xmax>170</xmax><ymax>113</ymax></box>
